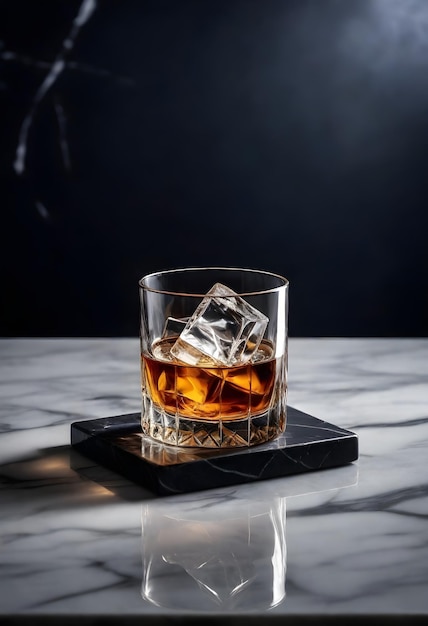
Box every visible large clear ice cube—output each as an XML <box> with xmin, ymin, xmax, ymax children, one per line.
<box><xmin>170</xmin><ymin>283</ymin><xmax>268</xmax><ymax>366</ymax></box>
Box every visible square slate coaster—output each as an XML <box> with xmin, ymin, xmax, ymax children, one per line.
<box><xmin>70</xmin><ymin>406</ymin><xmax>358</xmax><ymax>496</ymax></box>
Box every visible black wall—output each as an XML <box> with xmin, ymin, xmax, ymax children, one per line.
<box><xmin>2</xmin><ymin>0</ymin><xmax>428</xmax><ymax>337</ymax></box>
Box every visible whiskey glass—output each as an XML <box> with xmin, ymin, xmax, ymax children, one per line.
<box><xmin>139</xmin><ymin>267</ymin><xmax>288</xmax><ymax>448</ymax></box>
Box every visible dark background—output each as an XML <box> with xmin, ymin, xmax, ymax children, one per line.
<box><xmin>1</xmin><ymin>0</ymin><xmax>428</xmax><ymax>337</ymax></box>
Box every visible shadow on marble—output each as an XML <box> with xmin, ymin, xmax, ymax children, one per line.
<box><xmin>0</xmin><ymin>444</ymin><xmax>155</xmax><ymax>506</ymax></box>
<box><xmin>70</xmin><ymin>447</ymin><xmax>156</xmax><ymax>502</ymax></box>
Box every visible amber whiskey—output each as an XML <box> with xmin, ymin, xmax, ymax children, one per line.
<box><xmin>142</xmin><ymin>337</ymin><xmax>279</xmax><ymax>420</ymax></box>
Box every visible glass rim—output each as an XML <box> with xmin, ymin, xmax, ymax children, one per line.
<box><xmin>139</xmin><ymin>266</ymin><xmax>289</xmax><ymax>297</ymax></box>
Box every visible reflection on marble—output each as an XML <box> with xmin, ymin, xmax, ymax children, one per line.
<box><xmin>139</xmin><ymin>466</ymin><xmax>360</xmax><ymax>614</ymax></box>
<box><xmin>141</xmin><ymin>486</ymin><xmax>287</xmax><ymax>612</ymax></box>
<box><xmin>1</xmin><ymin>338</ymin><xmax>428</xmax><ymax>620</ymax></box>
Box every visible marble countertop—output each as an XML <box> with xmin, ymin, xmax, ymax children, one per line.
<box><xmin>1</xmin><ymin>338</ymin><xmax>428</xmax><ymax>624</ymax></box>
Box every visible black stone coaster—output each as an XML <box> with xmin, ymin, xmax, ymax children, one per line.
<box><xmin>70</xmin><ymin>406</ymin><xmax>358</xmax><ymax>496</ymax></box>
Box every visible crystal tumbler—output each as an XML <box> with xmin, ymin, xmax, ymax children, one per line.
<box><xmin>139</xmin><ymin>267</ymin><xmax>288</xmax><ymax>448</ymax></box>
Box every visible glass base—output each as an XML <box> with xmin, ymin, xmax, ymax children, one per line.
<box><xmin>141</xmin><ymin>396</ymin><xmax>286</xmax><ymax>448</ymax></box>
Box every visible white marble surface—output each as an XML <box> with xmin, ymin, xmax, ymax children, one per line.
<box><xmin>1</xmin><ymin>338</ymin><xmax>428</xmax><ymax>622</ymax></box>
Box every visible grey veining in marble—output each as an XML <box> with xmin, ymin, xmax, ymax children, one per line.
<box><xmin>1</xmin><ymin>338</ymin><xmax>428</xmax><ymax>620</ymax></box>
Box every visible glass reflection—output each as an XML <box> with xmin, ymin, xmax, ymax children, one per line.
<box><xmin>141</xmin><ymin>492</ymin><xmax>286</xmax><ymax>612</ymax></box>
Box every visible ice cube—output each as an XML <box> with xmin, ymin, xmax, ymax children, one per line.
<box><xmin>162</xmin><ymin>316</ymin><xmax>189</xmax><ymax>338</ymax></box>
<box><xmin>170</xmin><ymin>283</ymin><xmax>268</xmax><ymax>366</ymax></box>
